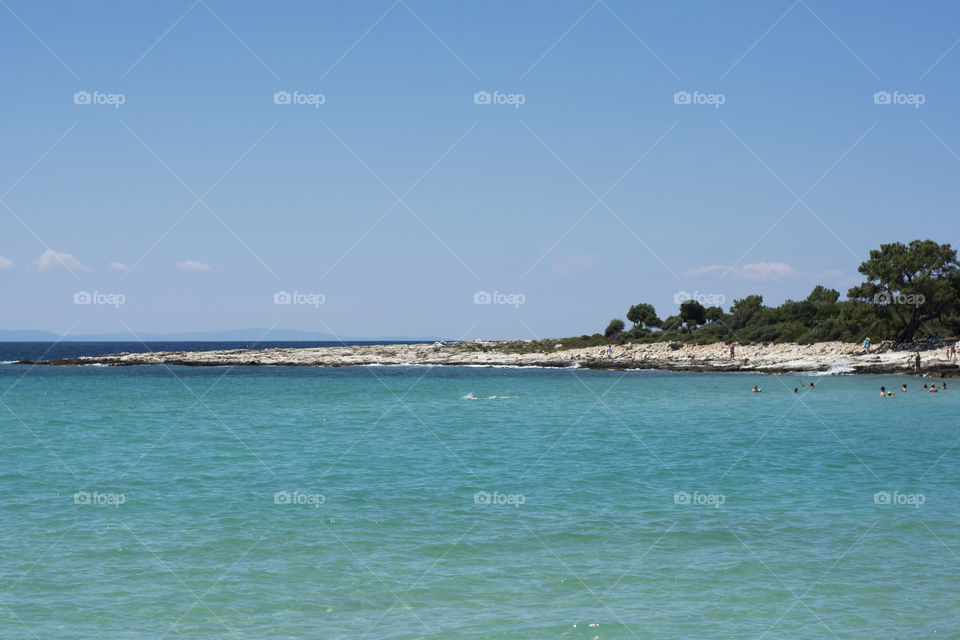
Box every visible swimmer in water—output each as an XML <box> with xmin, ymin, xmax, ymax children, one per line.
<box><xmin>794</xmin><ymin>387</ymin><xmax>798</xmax><ymax>393</ymax></box>
<box><xmin>902</xmin><ymin>384</ymin><xmax>907</xmax><ymax>393</ymax></box>
<box><xmin>880</xmin><ymin>386</ymin><xmax>886</xmax><ymax>397</ymax></box>
<box><xmin>809</xmin><ymin>382</ymin><xmax>815</xmax><ymax>390</ymax></box>
<box><xmin>752</xmin><ymin>385</ymin><xmax>762</xmax><ymax>393</ymax></box>
<box><xmin>929</xmin><ymin>385</ymin><xmax>939</xmax><ymax>393</ymax></box>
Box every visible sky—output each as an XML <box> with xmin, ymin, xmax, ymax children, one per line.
<box><xmin>1</xmin><ymin>0</ymin><xmax>959</xmax><ymax>340</ymax></box>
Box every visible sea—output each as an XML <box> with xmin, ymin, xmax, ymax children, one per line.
<box><xmin>1</xmin><ymin>342</ymin><xmax>957</xmax><ymax>638</ymax></box>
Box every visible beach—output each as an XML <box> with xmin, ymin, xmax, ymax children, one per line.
<box><xmin>20</xmin><ymin>339</ymin><xmax>960</xmax><ymax>376</ymax></box>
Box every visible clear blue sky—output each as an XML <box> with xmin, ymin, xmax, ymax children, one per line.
<box><xmin>1</xmin><ymin>0</ymin><xmax>959</xmax><ymax>339</ymax></box>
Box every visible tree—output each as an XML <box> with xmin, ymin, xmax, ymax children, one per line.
<box><xmin>627</xmin><ymin>303</ymin><xmax>661</xmax><ymax>328</ymax></box>
<box><xmin>847</xmin><ymin>240</ymin><xmax>960</xmax><ymax>341</ymax></box>
<box><xmin>729</xmin><ymin>295</ymin><xmax>763</xmax><ymax>330</ymax></box>
<box><xmin>679</xmin><ymin>299</ymin><xmax>706</xmax><ymax>327</ymax></box>
<box><xmin>704</xmin><ymin>306</ymin><xmax>723</xmax><ymax>323</ymax></box>
<box><xmin>661</xmin><ymin>315</ymin><xmax>682</xmax><ymax>332</ymax></box>
<box><xmin>807</xmin><ymin>285</ymin><xmax>839</xmax><ymax>305</ymax></box>
<box><xmin>604</xmin><ymin>318</ymin><xmax>625</xmax><ymax>337</ymax></box>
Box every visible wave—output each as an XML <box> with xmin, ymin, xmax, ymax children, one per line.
<box><xmin>808</xmin><ymin>361</ymin><xmax>855</xmax><ymax>376</ymax></box>
<box><xmin>461</xmin><ymin>364</ymin><xmax>560</xmax><ymax>369</ymax></box>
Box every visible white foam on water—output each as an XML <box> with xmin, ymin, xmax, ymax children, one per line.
<box><xmin>463</xmin><ymin>364</ymin><xmax>528</xmax><ymax>369</ymax></box>
<box><xmin>808</xmin><ymin>361</ymin><xmax>855</xmax><ymax>376</ymax></box>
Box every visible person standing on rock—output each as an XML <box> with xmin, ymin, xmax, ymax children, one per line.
<box><xmin>730</xmin><ymin>344</ymin><xmax>735</xmax><ymax>359</ymax></box>
<box><xmin>915</xmin><ymin>352</ymin><xmax>921</xmax><ymax>374</ymax></box>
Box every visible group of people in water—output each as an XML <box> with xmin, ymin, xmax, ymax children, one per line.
<box><xmin>750</xmin><ymin>380</ymin><xmax>951</xmax><ymax>396</ymax></box>
<box><xmin>751</xmin><ymin>382</ymin><xmax>816</xmax><ymax>393</ymax></box>
<box><xmin>880</xmin><ymin>382</ymin><xmax>947</xmax><ymax>397</ymax></box>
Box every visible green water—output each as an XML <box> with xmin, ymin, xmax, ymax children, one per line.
<box><xmin>1</xmin><ymin>365</ymin><xmax>958</xmax><ymax>638</ymax></box>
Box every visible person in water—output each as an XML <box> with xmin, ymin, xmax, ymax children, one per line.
<box><xmin>929</xmin><ymin>385</ymin><xmax>939</xmax><ymax>393</ymax></box>
<box><xmin>752</xmin><ymin>385</ymin><xmax>762</xmax><ymax>393</ymax></box>
<box><xmin>942</xmin><ymin>382</ymin><xmax>947</xmax><ymax>390</ymax></box>
<box><xmin>809</xmin><ymin>382</ymin><xmax>815</xmax><ymax>389</ymax></box>
<box><xmin>794</xmin><ymin>387</ymin><xmax>798</xmax><ymax>393</ymax></box>
<box><xmin>902</xmin><ymin>384</ymin><xmax>907</xmax><ymax>393</ymax></box>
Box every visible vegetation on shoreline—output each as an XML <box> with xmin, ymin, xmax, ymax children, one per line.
<box><xmin>591</xmin><ymin>240</ymin><xmax>960</xmax><ymax>347</ymax></box>
<box><xmin>581</xmin><ymin>239</ymin><xmax>960</xmax><ymax>350</ymax></box>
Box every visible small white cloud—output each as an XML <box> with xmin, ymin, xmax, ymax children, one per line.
<box><xmin>32</xmin><ymin>249</ymin><xmax>90</xmax><ymax>272</ymax></box>
<box><xmin>683</xmin><ymin>264</ymin><xmax>727</xmax><ymax>277</ymax></box>
<box><xmin>683</xmin><ymin>262</ymin><xmax>798</xmax><ymax>282</ymax></box>
<box><xmin>109</xmin><ymin>261</ymin><xmax>127</xmax><ymax>271</ymax></box>
<box><xmin>739</xmin><ymin>262</ymin><xmax>798</xmax><ymax>281</ymax></box>
<box><xmin>0</xmin><ymin>256</ymin><xmax>13</xmax><ymax>269</ymax></box>
<box><xmin>177</xmin><ymin>260</ymin><xmax>212</xmax><ymax>272</ymax></box>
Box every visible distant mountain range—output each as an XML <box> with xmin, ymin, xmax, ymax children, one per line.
<box><xmin>0</xmin><ymin>329</ymin><xmax>441</xmax><ymax>342</ymax></box>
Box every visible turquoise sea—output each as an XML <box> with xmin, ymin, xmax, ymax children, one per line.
<box><xmin>1</xmin><ymin>363</ymin><xmax>959</xmax><ymax>638</ymax></box>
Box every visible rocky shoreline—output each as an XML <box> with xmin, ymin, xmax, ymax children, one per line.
<box><xmin>18</xmin><ymin>340</ymin><xmax>960</xmax><ymax>376</ymax></box>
